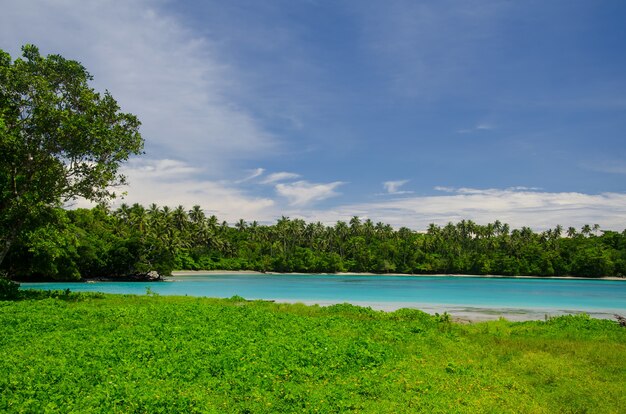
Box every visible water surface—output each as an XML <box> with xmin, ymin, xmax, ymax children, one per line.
<box><xmin>21</xmin><ymin>274</ymin><xmax>626</xmax><ymax>321</ymax></box>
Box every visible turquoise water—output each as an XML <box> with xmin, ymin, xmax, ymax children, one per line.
<box><xmin>21</xmin><ymin>274</ymin><xmax>626</xmax><ymax>320</ymax></box>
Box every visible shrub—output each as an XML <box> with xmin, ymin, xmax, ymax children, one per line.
<box><xmin>0</xmin><ymin>276</ymin><xmax>20</xmax><ymax>300</ymax></box>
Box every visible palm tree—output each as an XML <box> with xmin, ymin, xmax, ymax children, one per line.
<box><xmin>493</xmin><ymin>220</ymin><xmax>502</xmax><ymax>236</ymax></box>
<box><xmin>486</xmin><ymin>223</ymin><xmax>495</xmax><ymax>238</ymax></box>
<box><xmin>592</xmin><ymin>224</ymin><xmax>600</xmax><ymax>236</ymax></box>
<box><xmin>249</xmin><ymin>221</ymin><xmax>259</xmax><ymax>242</ymax></box>
<box><xmin>188</xmin><ymin>205</ymin><xmax>205</xmax><ymax>225</ymax></box>
<box><xmin>554</xmin><ymin>225</ymin><xmax>563</xmax><ymax>239</ymax></box>
<box><xmin>427</xmin><ymin>223</ymin><xmax>440</xmax><ymax>236</ymax></box>
<box><xmin>207</xmin><ymin>215</ymin><xmax>219</xmax><ymax>232</ymax></box>
<box><xmin>334</xmin><ymin>221</ymin><xmax>349</xmax><ymax>259</ymax></box>
<box><xmin>235</xmin><ymin>219</ymin><xmax>247</xmax><ymax>232</ymax></box>
<box><xmin>173</xmin><ymin>205</ymin><xmax>188</xmax><ymax>233</ymax></box>
<box><xmin>349</xmin><ymin>216</ymin><xmax>362</xmax><ymax>236</ymax></box>
<box><xmin>275</xmin><ymin>216</ymin><xmax>291</xmax><ymax>257</ymax></box>
<box><xmin>363</xmin><ymin>219</ymin><xmax>374</xmax><ymax>242</ymax></box>
<box><xmin>129</xmin><ymin>203</ymin><xmax>147</xmax><ymax>233</ymax></box>
<box><xmin>116</xmin><ymin>203</ymin><xmax>131</xmax><ymax>223</ymax></box>
<box><xmin>160</xmin><ymin>206</ymin><xmax>172</xmax><ymax>223</ymax></box>
<box><xmin>520</xmin><ymin>226</ymin><xmax>533</xmax><ymax>240</ymax></box>
<box><xmin>581</xmin><ymin>224</ymin><xmax>592</xmax><ymax>237</ymax></box>
<box><xmin>501</xmin><ymin>223</ymin><xmax>510</xmax><ymax>236</ymax></box>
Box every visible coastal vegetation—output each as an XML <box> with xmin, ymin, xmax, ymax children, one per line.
<box><xmin>1</xmin><ymin>293</ymin><xmax>625</xmax><ymax>412</ymax></box>
<box><xmin>2</xmin><ymin>203</ymin><xmax>625</xmax><ymax>280</ymax></box>
<box><xmin>0</xmin><ymin>45</ymin><xmax>143</xmax><ymax>276</ymax></box>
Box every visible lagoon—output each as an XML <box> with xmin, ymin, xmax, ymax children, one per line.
<box><xmin>21</xmin><ymin>274</ymin><xmax>626</xmax><ymax>321</ymax></box>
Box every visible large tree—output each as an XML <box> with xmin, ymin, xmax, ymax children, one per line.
<box><xmin>0</xmin><ymin>45</ymin><xmax>144</xmax><ymax>268</ymax></box>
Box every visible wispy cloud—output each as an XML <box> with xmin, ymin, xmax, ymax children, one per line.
<box><xmin>457</xmin><ymin>123</ymin><xmax>496</xmax><ymax>134</ymax></box>
<box><xmin>383</xmin><ymin>180</ymin><xmax>411</xmax><ymax>194</ymax></box>
<box><xmin>0</xmin><ymin>0</ymin><xmax>275</xmax><ymax>172</ymax></box>
<box><xmin>115</xmin><ymin>160</ymin><xmax>275</xmax><ymax>222</ymax></box>
<box><xmin>6</xmin><ymin>2</ymin><xmax>625</xmax><ymax>232</ymax></box>
<box><xmin>581</xmin><ymin>160</ymin><xmax>626</xmax><ymax>175</ymax></box>
<box><xmin>275</xmin><ymin>180</ymin><xmax>344</xmax><ymax>206</ymax></box>
<box><xmin>261</xmin><ymin>172</ymin><xmax>301</xmax><ymax>184</ymax></box>
<box><xmin>122</xmin><ymin>159</ymin><xmax>201</xmax><ymax>179</ymax></box>
<box><xmin>236</xmin><ymin>168</ymin><xmax>265</xmax><ymax>183</ymax></box>
<box><xmin>476</xmin><ymin>123</ymin><xmax>494</xmax><ymax>130</ymax></box>
<box><xmin>331</xmin><ymin>188</ymin><xmax>626</xmax><ymax>231</ymax></box>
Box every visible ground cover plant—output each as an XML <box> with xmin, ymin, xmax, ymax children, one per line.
<box><xmin>1</xmin><ymin>292</ymin><xmax>625</xmax><ymax>413</ymax></box>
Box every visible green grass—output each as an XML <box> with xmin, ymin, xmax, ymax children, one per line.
<box><xmin>1</xmin><ymin>292</ymin><xmax>625</xmax><ymax>413</ymax></box>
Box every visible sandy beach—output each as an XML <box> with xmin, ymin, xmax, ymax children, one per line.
<box><xmin>171</xmin><ymin>270</ymin><xmax>625</xmax><ymax>281</ymax></box>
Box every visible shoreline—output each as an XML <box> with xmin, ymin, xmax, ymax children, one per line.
<box><xmin>171</xmin><ymin>270</ymin><xmax>626</xmax><ymax>281</ymax></box>
<box><xmin>272</xmin><ymin>300</ymin><xmax>623</xmax><ymax>323</ymax></box>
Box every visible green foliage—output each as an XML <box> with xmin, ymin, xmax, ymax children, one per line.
<box><xmin>0</xmin><ymin>294</ymin><xmax>624</xmax><ymax>412</ymax></box>
<box><xmin>0</xmin><ymin>275</ymin><xmax>19</xmax><ymax>300</ymax></box>
<box><xmin>0</xmin><ymin>45</ymin><xmax>143</xmax><ymax>269</ymax></box>
<box><xmin>3</xmin><ymin>202</ymin><xmax>626</xmax><ymax>280</ymax></box>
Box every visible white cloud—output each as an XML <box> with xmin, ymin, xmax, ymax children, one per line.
<box><xmin>506</xmin><ymin>186</ymin><xmax>542</xmax><ymax>191</ymax></box>
<box><xmin>236</xmin><ymin>168</ymin><xmax>265</xmax><ymax>183</ymax></box>
<box><xmin>327</xmin><ymin>188</ymin><xmax>626</xmax><ymax>231</ymax></box>
<box><xmin>268</xmin><ymin>187</ymin><xmax>626</xmax><ymax>231</ymax></box>
<box><xmin>70</xmin><ymin>171</ymin><xmax>626</xmax><ymax>231</ymax></box>
<box><xmin>6</xmin><ymin>3</ymin><xmax>625</xmax><ymax>233</ymax></box>
<box><xmin>122</xmin><ymin>159</ymin><xmax>200</xmax><ymax>179</ymax></box>
<box><xmin>383</xmin><ymin>180</ymin><xmax>410</xmax><ymax>194</ymax></box>
<box><xmin>71</xmin><ymin>159</ymin><xmax>277</xmax><ymax>222</ymax></box>
<box><xmin>457</xmin><ymin>123</ymin><xmax>496</xmax><ymax>134</ymax></box>
<box><xmin>0</xmin><ymin>0</ymin><xmax>274</xmax><ymax>172</ymax></box>
<box><xmin>582</xmin><ymin>160</ymin><xmax>626</xmax><ymax>175</ymax></box>
<box><xmin>275</xmin><ymin>180</ymin><xmax>344</xmax><ymax>206</ymax></box>
<box><xmin>122</xmin><ymin>160</ymin><xmax>275</xmax><ymax>221</ymax></box>
<box><xmin>261</xmin><ymin>172</ymin><xmax>301</xmax><ymax>184</ymax></box>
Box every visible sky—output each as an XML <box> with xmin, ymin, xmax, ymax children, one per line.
<box><xmin>2</xmin><ymin>0</ymin><xmax>626</xmax><ymax>230</ymax></box>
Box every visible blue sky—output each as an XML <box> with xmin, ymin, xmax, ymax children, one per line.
<box><xmin>2</xmin><ymin>0</ymin><xmax>626</xmax><ymax>229</ymax></box>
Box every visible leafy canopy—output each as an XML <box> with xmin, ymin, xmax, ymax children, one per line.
<box><xmin>0</xmin><ymin>45</ymin><xmax>144</xmax><ymax>266</ymax></box>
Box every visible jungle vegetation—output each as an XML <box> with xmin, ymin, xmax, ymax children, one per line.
<box><xmin>2</xmin><ymin>203</ymin><xmax>625</xmax><ymax>280</ymax></box>
<box><xmin>0</xmin><ymin>45</ymin><xmax>143</xmax><ymax>275</ymax></box>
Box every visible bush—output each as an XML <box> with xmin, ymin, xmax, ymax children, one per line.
<box><xmin>0</xmin><ymin>276</ymin><xmax>20</xmax><ymax>300</ymax></box>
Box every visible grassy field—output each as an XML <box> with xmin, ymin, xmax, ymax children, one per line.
<box><xmin>1</xmin><ymin>291</ymin><xmax>625</xmax><ymax>413</ymax></box>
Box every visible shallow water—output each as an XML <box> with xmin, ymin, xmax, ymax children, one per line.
<box><xmin>21</xmin><ymin>274</ymin><xmax>626</xmax><ymax>321</ymax></box>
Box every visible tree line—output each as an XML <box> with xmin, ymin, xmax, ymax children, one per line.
<box><xmin>2</xmin><ymin>203</ymin><xmax>625</xmax><ymax>280</ymax></box>
<box><xmin>2</xmin><ymin>46</ymin><xmax>625</xmax><ymax>282</ymax></box>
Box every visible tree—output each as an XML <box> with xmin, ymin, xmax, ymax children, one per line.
<box><xmin>581</xmin><ymin>224</ymin><xmax>592</xmax><ymax>237</ymax></box>
<box><xmin>0</xmin><ymin>45</ymin><xmax>144</xmax><ymax>269</ymax></box>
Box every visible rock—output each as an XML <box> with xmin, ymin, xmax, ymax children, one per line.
<box><xmin>146</xmin><ymin>271</ymin><xmax>162</xmax><ymax>281</ymax></box>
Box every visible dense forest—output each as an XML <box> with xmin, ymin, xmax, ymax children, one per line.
<box><xmin>2</xmin><ymin>203</ymin><xmax>625</xmax><ymax>281</ymax></box>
